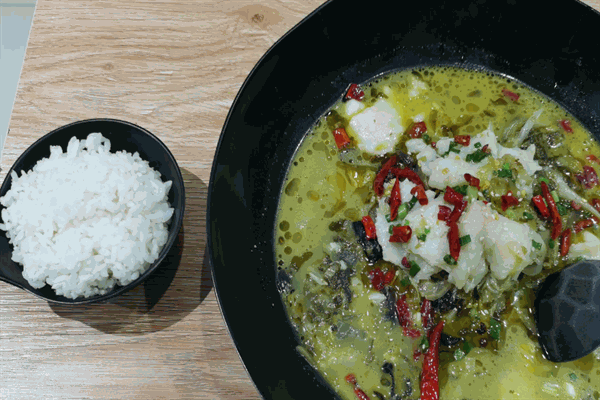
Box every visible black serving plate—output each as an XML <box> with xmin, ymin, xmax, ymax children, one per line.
<box><xmin>0</xmin><ymin>119</ymin><xmax>185</xmax><ymax>304</ymax></box>
<box><xmin>208</xmin><ymin>0</ymin><xmax>600</xmax><ymax>398</ymax></box>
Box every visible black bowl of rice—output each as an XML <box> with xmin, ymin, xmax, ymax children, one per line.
<box><xmin>0</xmin><ymin>119</ymin><xmax>185</xmax><ymax>304</ymax></box>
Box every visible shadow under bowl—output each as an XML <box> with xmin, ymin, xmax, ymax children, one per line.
<box><xmin>0</xmin><ymin>118</ymin><xmax>185</xmax><ymax>304</ymax></box>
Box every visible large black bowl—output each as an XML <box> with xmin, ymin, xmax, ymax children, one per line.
<box><xmin>0</xmin><ymin>119</ymin><xmax>185</xmax><ymax>304</ymax></box>
<box><xmin>208</xmin><ymin>0</ymin><xmax>600</xmax><ymax>398</ymax></box>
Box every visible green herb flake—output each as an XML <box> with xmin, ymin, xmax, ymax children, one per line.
<box><xmin>423</xmin><ymin>134</ymin><xmax>431</xmax><ymax>144</ymax></box>
<box><xmin>557</xmin><ymin>204</ymin><xmax>569</xmax><ymax>216</ymax></box>
<box><xmin>453</xmin><ymin>185</ymin><xmax>468</xmax><ymax>196</ymax></box>
<box><xmin>569</xmin><ymin>373</ymin><xmax>577</xmax><ymax>382</ymax></box>
<box><xmin>409</xmin><ymin>262</ymin><xmax>421</xmax><ymax>277</ymax></box>
<box><xmin>523</xmin><ymin>212</ymin><xmax>535</xmax><ymax>220</ymax></box>
<box><xmin>490</xmin><ymin>318</ymin><xmax>502</xmax><ymax>340</ymax></box>
<box><xmin>466</xmin><ymin>150</ymin><xmax>491</xmax><ymax>163</ymax></box>
<box><xmin>459</xmin><ymin>235</ymin><xmax>472</xmax><ymax>246</ymax></box>
<box><xmin>454</xmin><ymin>348</ymin><xmax>466</xmax><ymax>361</ymax></box>
<box><xmin>400</xmin><ymin>278</ymin><xmax>411</xmax><ymax>286</ymax></box>
<box><xmin>496</xmin><ymin>168</ymin><xmax>513</xmax><ymax>179</ymax></box>
<box><xmin>420</xmin><ymin>337</ymin><xmax>430</xmax><ymax>351</ymax></box>
<box><xmin>548</xmin><ymin>239</ymin><xmax>555</xmax><ymax>249</ymax></box>
<box><xmin>417</xmin><ymin>228</ymin><xmax>431</xmax><ymax>242</ymax></box>
<box><xmin>532</xmin><ymin>240</ymin><xmax>542</xmax><ymax>250</ymax></box>
<box><xmin>444</xmin><ymin>254</ymin><xmax>458</xmax><ymax>266</ymax></box>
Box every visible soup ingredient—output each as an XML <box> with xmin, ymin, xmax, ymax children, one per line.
<box><xmin>0</xmin><ymin>133</ymin><xmax>173</xmax><ymax>299</ymax></box>
<box><xmin>276</xmin><ymin>66</ymin><xmax>600</xmax><ymax>400</ymax></box>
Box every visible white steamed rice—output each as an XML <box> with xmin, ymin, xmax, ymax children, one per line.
<box><xmin>0</xmin><ymin>132</ymin><xmax>174</xmax><ymax>299</ymax></box>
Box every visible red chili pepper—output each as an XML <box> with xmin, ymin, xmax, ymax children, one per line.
<box><xmin>464</xmin><ymin>173</ymin><xmax>480</xmax><ymax>189</ymax></box>
<box><xmin>431</xmin><ymin>141</ymin><xmax>437</xmax><ymax>149</ymax></box>
<box><xmin>361</xmin><ymin>216</ymin><xmax>377</xmax><ymax>240</ymax></box>
<box><xmin>408</xmin><ymin>121</ymin><xmax>428</xmax><ymax>139</ymax></box>
<box><xmin>447</xmin><ymin>200</ymin><xmax>468</xmax><ymax>226</ymax></box>
<box><xmin>396</xmin><ymin>295</ymin><xmax>412</xmax><ymax>328</ymax></box>
<box><xmin>421</xmin><ymin>299</ymin><xmax>434</xmax><ymax>334</ymax></box>
<box><xmin>344</xmin><ymin>373</ymin><xmax>370</xmax><ymax>400</ymax></box>
<box><xmin>541</xmin><ymin>182</ymin><xmax>562</xmax><ymax>240</ymax></box>
<box><xmin>571</xmin><ymin>201</ymin><xmax>582</xmax><ymax>211</ymax></box>
<box><xmin>410</xmin><ymin>184</ymin><xmax>429</xmax><ymax>206</ymax></box>
<box><xmin>444</xmin><ymin>186</ymin><xmax>464</xmax><ymax>206</ymax></box>
<box><xmin>403</xmin><ymin>327</ymin><xmax>422</xmax><ymax>338</ymax></box>
<box><xmin>448</xmin><ymin>223</ymin><xmax>461</xmax><ymax>261</ymax></box>
<box><xmin>413</xmin><ymin>349</ymin><xmax>422</xmax><ymax>362</ymax></box>
<box><xmin>391</xmin><ymin>167</ymin><xmax>425</xmax><ymax>187</ymax></box>
<box><xmin>560</xmin><ymin>228</ymin><xmax>572</xmax><ymax>257</ymax></box>
<box><xmin>332</xmin><ymin>127</ymin><xmax>351</xmax><ymax>149</ymax></box>
<box><xmin>345</xmin><ymin>374</ymin><xmax>358</xmax><ymax>385</ymax></box>
<box><xmin>374</xmin><ymin>155</ymin><xmax>398</xmax><ymax>196</ymax></box>
<box><xmin>559</xmin><ymin>119</ymin><xmax>573</xmax><ymax>133</ymax></box>
<box><xmin>591</xmin><ymin>198</ymin><xmax>600</xmax><ymax>212</ymax></box>
<box><xmin>390</xmin><ymin>225</ymin><xmax>412</xmax><ymax>243</ymax></box>
<box><xmin>501</xmin><ymin>191</ymin><xmax>520</xmax><ymax>212</ymax></box>
<box><xmin>502</xmin><ymin>88</ymin><xmax>520</xmax><ymax>101</ymax></box>
<box><xmin>576</xmin><ymin>166</ymin><xmax>599</xmax><ymax>189</ymax></box>
<box><xmin>420</xmin><ymin>320</ymin><xmax>445</xmax><ymax>400</ymax></box>
<box><xmin>587</xmin><ymin>155</ymin><xmax>600</xmax><ymax>164</ymax></box>
<box><xmin>481</xmin><ymin>144</ymin><xmax>490</xmax><ymax>154</ymax></box>
<box><xmin>532</xmin><ymin>195</ymin><xmax>550</xmax><ymax>219</ymax></box>
<box><xmin>383</xmin><ymin>269</ymin><xmax>396</xmax><ymax>285</ymax></box>
<box><xmin>438</xmin><ymin>205</ymin><xmax>452</xmax><ymax>222</ymax></box>
<box><xmin>368</xmin><ymin>268</ymin><xmax>385</xmax><ymax>291</ymax></box>
<box><xmin>573</xmin><ymin>218</ymin><xmax>597</xmax><ymax>234</ymax></box>
<box><xmin>454</xmin><ymin>135</ymin><xmax>471</xmax><ymax>146</ymax></box>
<box><xmin>390</xmin><ymin>178</ymin><xmax>402</xmax><ymax>220</ymax></box>
<box><xmin>345</xmin><ymin>83</ymin><xmax>365</xmax><ymax>101</ymax></box>
<box><xmin>401</xmin><ymin>256</ymin><xmax>411</xmax><ymax>269</ymax></box>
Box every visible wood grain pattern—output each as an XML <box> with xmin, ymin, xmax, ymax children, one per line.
<box><xmin>1</xmin><ymin>0</ymin><xmax>600</xmax><ymax>399</ymax></box>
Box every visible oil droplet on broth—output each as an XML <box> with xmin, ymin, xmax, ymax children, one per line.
<box><xmin>285</xmin><ymin>178</ymin><xmax>300</xmax><ymax>196</ymax></box>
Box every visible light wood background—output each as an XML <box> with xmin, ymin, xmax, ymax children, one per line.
<box><xmin>1</xmin><ymin>0</ymin><xmax>599</xmax><ymax>399</ymax></box>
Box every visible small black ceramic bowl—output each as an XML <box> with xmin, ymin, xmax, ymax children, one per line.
<box><xmin>0</xmin><ymin>119</ymin><xmax>185</xmax><ymax>304</ymax></box>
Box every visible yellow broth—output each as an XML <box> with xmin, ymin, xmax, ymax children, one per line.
<box><xmin>275</xmin><ymin>66</ymin><xmax>600</xmax><ymax>400</ymax></box>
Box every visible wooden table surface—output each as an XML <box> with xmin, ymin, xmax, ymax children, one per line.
<box><xmin>1</xmin><ymin>0</ymin><xmax>599</xmax><ymax>399</ymax></box>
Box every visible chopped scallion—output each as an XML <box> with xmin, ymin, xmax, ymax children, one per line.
<box><xmin>474</xmin><ymin>142</ymin><xmax>482</xmax><ymax>148</ymax></box>
<box><xmin>409</xmin><ymin>262</ymin><xmax>421</xmax><ymax>277</ymax></box>
<box><xmin>532</xmin><ymin>240</ymin><xmax>542</xmax><ymax>250</ymax></box>
<box><xmin>548</xmin><ymin>239</ymin><xmax>555</xmax><ymax>249</ymax></box>
<box><xmin>454</xmin><ymin>348</ymin><xmax>466</xmax><ymax>361</ymax></box>
<box><xmin>490</xmin><ymin>318</ymin><xmax>501</xmax><ymax>340</ymax></box>
<box><xmin>453</xmin><ymin>185</ymin><xmax>468</xmax><ymax>196</ymax></box>
<box><xmin>539</xmin><ymin>177</ymin><xmax>550</xmax><ymax>184</ymax></box>
<box><xmin>522</xmin><ymin>212</ymin><xmax>535</xmax><ymax>220</ymax></box>
<box><xmin>444</xmin><ymin>254</ymin><xmax>457</xmax><ymax>265</ymax></box>
<box><xmin>551</xmin><ymin>190</ymin><xmax>559</xmax><ymax>203</ymax></box>
<box><xmin>400</xmin><ymin>278</ymin><xmax>410</xmax><ymax>286</ymax></box>
<box><xmin>423</xmin><ymin>134</ymin><xmax>431</xmax><ymax>144</ymax></box>
<box><xmin>459</xmin><ymin>235</ymin><xmax>471</xmax><ymax>246</ymax></box>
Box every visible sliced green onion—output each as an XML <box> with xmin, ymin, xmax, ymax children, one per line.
<box><xmin>385</xmin><ymin>214</ymin><xmax>392</xmax><ymax>222</ymax></box>
<box><xmin>557</xmin><ymin>204</ymin><xmax>569</xmax><ymax>216</ymax></box>
<box><xmin>423</xmin><ymin>134</ymin><xmax>431</xmax><ymax>144</ymax></box>
<box><xmin>397</xmin><ymin>204</ymin><xmax>410</xmax><ymax>220</ymax></box>
<box><xmin>548</xmin><ymin>239</ymin><xmax>555</xmax><ymax>249</ymax></box>
<box><xmin>409</xmin><ymin>262</ymin><xmax>421</xmax><ymax>277</ymax></box>
<box><xmin>551</xmin><ymin>190</ymin><xmax>559</xmax><ymax>203</ymax></box>
<box><xmin>420</xmin><ymin>336</ymin><xmax>430</xmax><ymax>351</ymax></box>
<box><xmin>496</xmin><ymin>168</ymin><xmax>513</xmax><ymax>179</ymax></box>
<box><xmin>400</xmin><ymin>278</ymin><xmax>410</xmax><ymax>286</ymax></box>
<box><xmin>474</xmin><ymin>142</ymin><xmax>482</xmax><ymax>148</ymax></box>
<box><xmin>522</xmin><ymin>212</ymin><xmax>535</xmax><ymax>220</ymax></box>
<box><xmin>569</xmin><ymin>373</ymin><xmax>577</xmax><ymax>382</ymax></box>
<box><xmin>454</xmin><ymin>348</ymin><xmax>466</xmax><ymax>361</ymax></box>
<box><xmin>532</xmin><ymin>240</ymin><xmax>542</xmax><ymax>250</ymax></box>
<box><xmin>453</xmin><ymin>185</ymin><xmax>468</xmax><ymax>196</ymax></box>
<box><xmin>409</xmin><ymin>196</ymin><xmax>419</xmax><ymax>208</ymax></box>
<box><xmin>490</xmin><ymin>318</ymin><xmax>501</xmax><ymax>340</ymax></box>
<box><xmin>444</xmin><ymin>254</ymin><xmax>457</xmax><ymax>266</ymax></box>
<box><xmin>539</xmin><ymin>177</ymin><xmax>550</xmax><ymax>185</ymax></box>
<box><xmin>459</xmin><ymin>235</ymin><xmax>472</xmax><ymax>246</ymax></box>
<box><xmin>417</xmin><ymin>228</ymin><xmax>431</xmax><ymax>242</ymax></box>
